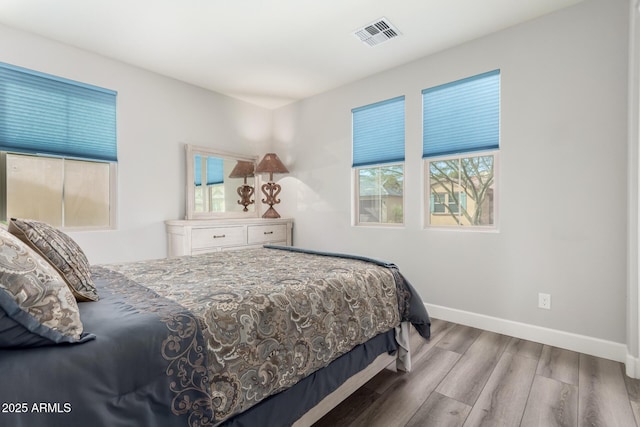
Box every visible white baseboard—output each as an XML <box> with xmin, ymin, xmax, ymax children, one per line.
<box><xmin>627</xmin><ymin>353</ymin><xmax>640</xmax><ymax>378</ymax></box>
<box><xmin>425</xmin><ymin>303</ymin><xmax>630</xmax><ymax>368</ymax></box>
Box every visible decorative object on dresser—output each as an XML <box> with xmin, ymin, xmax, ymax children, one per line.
<box><xmin>255</xmin><ymin>152</ymin><xmax>289</xmax><ymax>218</ymax></box>
<box><xmin>165</xmin><ymin>217</ymin><xmax>293</xmax><ymax>257</ymax></box>
<box><xmin>228</xmin><ymin>160</ymin><xmax>255</xmax><ymax>212</ymax></box>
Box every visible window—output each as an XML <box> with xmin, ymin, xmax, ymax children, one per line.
<box><xmin>3</xmin><ymin>153</ymin><xmax>114</xmax><ymax>228</ymax></box>
<box><xmin>423</xmin><ymin>70</ymin><xmax>500</xmax><ymax>228</ymax></box>
<box><xmin>0</xmin><ymin>62</ymin><xmax>117</xmax><ymax>229</ymax></box>
<box><xmin>431</xmin><ymin>191</ymin><xmax>466</xmax><ymax>215</ymax></box>
<box><xmin>428</xmin><ymin>155</ymin><xmax>494</xmax><ymax>226</ymax></box>
<box><xmin>357</xmin><ymin>164</ymin><xmax>404</xmax><ymax>224</ymax></box>
<box><xmin>352</xmin><ymin>96</ymin><xmax>405</xmax><ymax>225</ymax></box>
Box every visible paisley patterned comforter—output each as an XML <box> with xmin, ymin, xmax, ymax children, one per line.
<box><xmin>104</xmin><ymin>246</ymin><xmax>429</xmax><ymax>424</ymax></box>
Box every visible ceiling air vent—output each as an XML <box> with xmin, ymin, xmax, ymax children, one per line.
<box><xmin>353</xmin><ymin>17</ymin><xmax>401</xmax><ymax>47</ymax></box>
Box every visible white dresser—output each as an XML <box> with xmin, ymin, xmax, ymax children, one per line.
<box><xmin>165</xmin><ymin>217</ymin><xmax>293</xmax><ymax>257</ymax></box>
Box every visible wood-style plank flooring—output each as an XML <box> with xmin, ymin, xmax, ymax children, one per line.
<box><xmin>313</xmin><ymin>318</ymin><xmax>640</xmax><ymax>427</ymax></box>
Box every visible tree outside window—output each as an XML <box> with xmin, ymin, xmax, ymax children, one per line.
<box><xmin>428</xmin><ymin>154</ymin><xmax>495</xmax><ymax>226</ymax></box>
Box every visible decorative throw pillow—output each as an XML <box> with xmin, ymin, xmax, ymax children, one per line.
<box><xmin>8</xmin><ymin>219</ymin><xmax>99</xmax><ymax>302</ymax></box>
<box><xmin>0</xmin><ymin>228</ymin><xmax>94</xmax><ymax>347</ymax></box>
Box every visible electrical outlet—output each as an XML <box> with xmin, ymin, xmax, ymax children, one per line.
<box><xmin>538</xmin><ymin>293</ymin><xmax>551</xmax><ymax>310</ymax></box>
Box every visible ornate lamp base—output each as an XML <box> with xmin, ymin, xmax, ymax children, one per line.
<box><xmin>262</xmin><ymin>206</ymin><xmax>281</xmax><ymax>218</ymax></box>
<box><xmin>261</xmin><ymin>182</ymin><xmax>282</xmax><ymax>218</ymax></box>
<box><xmin>237</xmin><ymin>184</ymin><xmax>255</xmax><ymax>212</ymax></box>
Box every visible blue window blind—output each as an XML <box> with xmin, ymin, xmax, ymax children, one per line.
<box><xmin>194</xmin><ymin>155</ymin><xmax>224</xmax><ymax>186</ymax></box>
<box><xmin>352</xmin><ymin>96</ymin><xmax>405</xmax><ymax>167</ymax></box>
<box><xmin>423</xmin><ymin>70</ymin><xmax>500</xmax><ymax>158</ymax></box>
<box><xmin>0</xmin><ymin>62</ymin><xmax>117</xmax><ymax>162</ymax></box>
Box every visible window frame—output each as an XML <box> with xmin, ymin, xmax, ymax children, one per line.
<box><xmin>0</xmin><ymin>151</ymin><xmax>118</xmax><ymax>231</ymax></box>
<box><xmin>353</xmin><ymin>162</ymin><xmax>405</xmax><ymax>227</ymax></box>
<box><xmin>424</xmin><ymin>150</ymin><xmax>499</xmax><ymax>230</ymax></box>
<box><xmin>422</xmin><ymin>69</ymin><xmax>500</xmax><ymax>231</ymax></box>
<box><xmin>351</xmin><ymin>95</ymin><xmax>406</xmax><ymax>227</ymax></box>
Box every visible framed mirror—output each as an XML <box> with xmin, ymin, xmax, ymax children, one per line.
<box><xmin>185</xmin><ymin>144</ymin><xmax>259</xmax><ymax>219</ymax></box>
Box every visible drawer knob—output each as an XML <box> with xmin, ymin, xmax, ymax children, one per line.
<box><xmin>264</xmin><ymin>231</ymin><xmax>274</xmax><ymax>235</ymax></box>
<box><xmin>212</xmin><ymin>234</ymin><xmax>226</xmax><ymax>239</ymax></box>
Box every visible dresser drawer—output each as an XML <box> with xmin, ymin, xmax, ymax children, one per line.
<box><xmin>247</xmin><ymin>224</ymin><xmax>287</xmax><ymax>244</ymax></box>
<box><xmin>191</xmin><ymin>226</ymin><xmax>245</xmax><ymax>250</ymax></box>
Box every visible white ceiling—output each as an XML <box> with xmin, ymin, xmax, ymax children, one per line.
<box><xmin>0</xmin><ymin>0</ymin><xmax>582</xmax><ymax>109</ymax></box>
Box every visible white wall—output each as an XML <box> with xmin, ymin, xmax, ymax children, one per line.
<box><xmin>0</xmin><ymin>24</ymin><xmax>272</xmax><ymax>264</ymax></box>
<box><xmin>627</xmin><ymin>0</ymin><xmax>640</xmax><ymax>372</ymax></box>
<box><xmin>272</xmin><ymin>0</ymin><xmax>630</xmax><ymax>346</ymax></box>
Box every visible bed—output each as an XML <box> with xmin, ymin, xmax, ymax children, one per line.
<box><xmin>0</xmin><ymin>219</ymin><xmax>430</xmax><ymax>427</ymax></box>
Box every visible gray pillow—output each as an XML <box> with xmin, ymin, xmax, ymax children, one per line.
<box><xmin>9</xmin><ymin>219</ymin><xmax>98</xmax><ymax>302</ymax></box>
<box><xmin>0</xmin><ymin>228</ymin><xmax>94</xmax><ymax>347</ymax></box>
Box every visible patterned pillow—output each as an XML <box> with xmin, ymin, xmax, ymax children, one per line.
<box><xmin>8</xmin><ymin>219</ymin><xmax>98</xmax><ymax>302</ymax></box>
<box><xmin>0</xmin><ymin>228</ymin><xmax>94</xmax><ymax>347</ymax></box>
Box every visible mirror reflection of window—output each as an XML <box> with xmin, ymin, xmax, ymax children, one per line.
<box><xmin>192</xmin><ymin>155</ymin><xmax>256</xmax><ymax>214</ymax></box>
<box><xmin>185</xmin><ymin>144</ymin><xmax>258</xmax><ymax>219</ymax></box>
<box><xmin>209</xmin><ymin>184</ymin><xmax>225</xmax><ymax>212</ymax></box>
<box><xmin>194</xmin><ymin>155</ymin><xmax>225</xmax><ymax>213</ymax></box>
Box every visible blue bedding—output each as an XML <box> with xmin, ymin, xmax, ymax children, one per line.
<box><xmin>0</xmin><ymin>269</ymin><xmax>213</xmax><ymax>427</ymax></box>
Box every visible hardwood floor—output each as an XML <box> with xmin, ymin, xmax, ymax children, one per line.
<box><xmin>313</xmin><ymin>318</ymin><xmax>640</xmax><ymax>427</ymax></box>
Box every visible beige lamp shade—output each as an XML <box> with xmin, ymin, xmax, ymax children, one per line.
<box><xmin>228</xmin><ymin>160</ymin><xmax>255</xmax><ymax>178</ymax></box>
<box><xmin>255</xmin><ymin>153</ymin><xmax>289</xmax><ymax>178</ymax></box>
